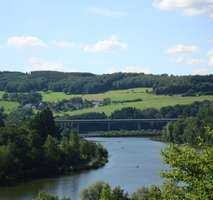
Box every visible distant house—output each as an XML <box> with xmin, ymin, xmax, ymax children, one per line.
<box><xmin>69</xmin><ymin>97</ymin><xmax>84</xmax><ymax>109</ymax></box>
<box><xmin>92</xmin><ymin>100</ymin><xmax>104</xmax><ymax>108</ymax></box>
<box><xmin>71</xmin><ymin>102</ymin><xmax>83</xmax><ymax>109</ymax></box>
<box><xmin>23</xmin><ymin>103</ymin><xmax>33</xmax><ymax>109</ymax></box>
<box><xmin>38</xmin><ymin>102</ymin><xmax>46</xmax><ymax>109</ymax></box>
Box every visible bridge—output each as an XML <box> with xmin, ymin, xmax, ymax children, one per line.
<box><xmin>55</xmin><ymin>118</ymin><xmax>178</xmax><ymax>133</ymax></box>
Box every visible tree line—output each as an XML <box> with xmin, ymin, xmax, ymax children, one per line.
<box><xmin>0</xmin><ymin>108</ymin><xmax>108</xmax><ymax>185</ymax></box>
<box><xmin>162</xmin><ymin>101</ymin><xmax>213</xmax><ymax>145</ymax></box>
<box><xmin>1</xmin><ymin>71</ymin><xmax>213</xmax><ymax>95</ymax></box>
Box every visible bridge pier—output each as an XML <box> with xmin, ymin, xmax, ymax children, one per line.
<box><xmin>107</xmin><ymin>121</ymin><xmax>111</xmax><ymax>131</ymax></box>
<box><xmin>77</xmin><ymin>122</ymin><xmax>80</xmax><ymax>133</ymax></box>
<box><xmin>137</xmin><ymin>122</ymin><xmax>141</xmax><ymax>130</ymax></box>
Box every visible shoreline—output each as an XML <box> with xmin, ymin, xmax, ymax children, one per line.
<box><xmin>0</xmin><ymin>155</ymin><xmax>108</xmax><ymax>188</ymax></box>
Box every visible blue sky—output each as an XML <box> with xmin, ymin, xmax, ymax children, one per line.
<box><xmin>0</xmin><ymin>0</ymin><xmax>212</xmax><ymax>75</ymax></box>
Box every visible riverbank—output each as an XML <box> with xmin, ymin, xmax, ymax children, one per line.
<box><xmin>0</xmin><ymin>137</ymin><xmax>166</xmax><ymax>200</ymax></box>
<box><xmin>0</xmin><ymin>149</ymin><xmax>108</xmax><ymax>187</ymax></box>
<box><xmin>82</xmin><ymin>130</ymin><xmax>162</xmax><ymax>138</ymax></box>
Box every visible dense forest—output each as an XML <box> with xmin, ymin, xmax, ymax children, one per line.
<box><xmin>1</xmin><ymin>71</ymin><xmax>213</xmax><ymax>95</ymax></box>
<box><xmin>0</xmin><ymin>108</ymin><xmax>108</xmax><ymax>185</ymax></box>
<box><xmin>162</xmin><ymin>101</ymin><xmax>213</xmax><ymax>145</ymax></box>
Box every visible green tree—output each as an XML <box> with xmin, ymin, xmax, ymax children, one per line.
<box><xmin>80</xmin><ymin>181</ymin><xmax>105</xmax><ymax>200</ymax></box>
<box><xmin>161</xmin><ymin>130</ymin><xmax>213</xmax><ymax>200</ymax></box>
<box><xmin>0</xmin><ymin>145</ymin><xmax>12</xmax><ymax>181</ymax></box>
<box><xmin>112</xmin><ymin>186</ymin><xmax>130</xmax><ymax>200</ymax></box>
<box><xmin>131</xmin><ymin>186</ymin><xmax>161</xmax><ymax>200</ymax></box>
<box><xmin>43</xmin><ymin>135</ymin><xmax>61</xmax><ymax>164</ymax></box>
<box><xmin>100</xmin><ymin>183</ymin><xmax>113</xmax><ymax>200</ymax></box>
<box><xmin>31</xmin><ymin>108</ymin><xmax>57</xmax><ymax>144</ymax></box>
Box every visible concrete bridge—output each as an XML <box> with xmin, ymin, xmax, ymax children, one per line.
<box><xmin>55</xmin><ymin>118</ymin><xmax>178</xmax><ymax>133</ymax></box>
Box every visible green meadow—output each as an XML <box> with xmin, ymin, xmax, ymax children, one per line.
<box><xmin>0</xmin><ymin>91</ymin><xmax>19</xmax><ymax>113</ymax></box>
<box><xmin>41</xmin><ymin>88</ymin><xmax>213</xmax><ymax>116</ymax></box>
<box><xmin>1</xmin><ymin>88</ymin><xmax>213</xmax><ymax>115</ymax></box>
<box><xmin>0</xmin><ymin>100</ymin><xmax>19</xmax><ymax>113</ymax></box>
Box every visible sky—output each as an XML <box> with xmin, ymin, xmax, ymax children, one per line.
<box><xmin>0</xmin><ymin>0</ymin><xmax>213</xmax><ymax>75</ymax></box>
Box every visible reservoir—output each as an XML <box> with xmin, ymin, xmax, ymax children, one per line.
<box><xmin>0</xmin><ymin>137</ymin><xmax>166</xmax><ymax>200</ymax></box>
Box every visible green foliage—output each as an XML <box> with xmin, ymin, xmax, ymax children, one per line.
<box><xmin>161</xmin><ymin>138</ymin><xmax>213</xmax><ymax>200</ymax></box>
<box><xmin>81</xmin><ymin>182</ymin><xmax>129</xmax><ymax>200</ymax></box>
<box><xmin>81</xmin><ymin>181</ymin><xmax>106</xmax><ymax>200</ymax></box>
<box><xmin>6</xmin><ymin>107</ymin><xmax>33</xmax><ymax>126</ymax></box>
<box><xmin>31</xmin><ymin>108</ymin><xmax>58</xmax><ymax>143</ymax></box>
<box><xmin>131</xmin><ymin>186</ymin><xmax>162</xmax><ymax>200</ymax></box>
<box><xmin>162</xmin><ymin>101</ymin><xmax>213</xmax><ymax>145</ymax></box>
<box><xmin>162</xmin><ymin>117</ymin><xmax>209</xmax><ymax>144</ymax></box>
<box><xmin>0</xmin><ymin>145</ymin><xmax>11</xmax><ymax>179</ymax></box>
<box><xmin>0</xmin><ymin>109</ymin><xmax>108</xmax><ymax>185</ymax></box>
<box><xmin>47</xmin><ymin>97</ymin><xmax>93</xmax><ymax>113</ymax></box>
<box><xmin>2</xmin><ymin>71</ymin><xmax>212</xmax><ymax>95</ymax></box>
<box><xmin>43</xmin><ymin>135</ymin><xmax>61</xmax><ymax>164</ymax></box>
<box><xmin>2</xmin><ymin>92</ymin><xmax>42</xmax><ymax>106</ymax></box>
<box><xmin>0</xmin><ymin>100</ymin><xmax>19</xmax><ymax>114</ymax></box>
<box><xmin>111</xmin><ymin>186</ymin><xmax>130</xmax><ymax>200</ymax></box>
<box><xmin>100</xmin><ymin>184</ymin><xmax>113</xmax><ymax>200</ymax></box>
<box><xmin>0</xmin><ymin>107</ymin><xmax>4</xmax><ymax>127</ymax></box>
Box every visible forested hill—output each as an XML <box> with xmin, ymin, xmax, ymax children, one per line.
<box><xmin>1</xmin><ymin>71</ymin><xmax>213</xmax><ymax>95</ymax></box>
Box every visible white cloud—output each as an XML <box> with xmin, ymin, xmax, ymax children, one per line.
<box><xmin>123</xmin><ymin>66</ymin><xmax>151</xmax><ymax>74</ymax></box>
<box><xmin>28</xmin><ymin>57</ymin><xmax>64</xmax><ymax>71</ymax></box>
<box><xmin>207</xmin><ymin>50</ymin><xmax>213</xmax><ymax>66</ymax></box>
<box><xmin>186</xmin><ymin>58</ymin><xmax>203</xmax><ymax>65</ymax></box>
<box><xmin>176</xmin><ymin>57</ymin><xmax>203</xmax><ymax>65</ymax></box>
<box><xmin>166</xmin><ymin>44</ymin><xmax>199</xmax><ymax>55</ymax></box>
<box><xmin>175</xmin><ymin>56</ymin><xmax>185</xmax><ymax>63</ymax></box>
<box><xmin>82</xmin><ymin>36</ymin><xmax>127</xmax><ymax>53</ymax></box>
<box><xmin>52</xmin><ymin>40</ymin><xmax>76</xmax><ymax>49</ymax></box>
<box><xmin>7</xmin><ymin>36</ymin><xmax>47</xmax><ymax>48</ymax></box>
<box><xmin>28</xmin><ymin>57</ymin><xmax>79</xmax><ymax>72</ymax></box>
<box><xmin>153</xmin><ymin>0</ymin><xmax>213</xmax><ymax>18</ymax></box>
<box><xmin>88</xmin><ymin>7</ymin><xmax>127</xmax><ymax>17</ymax></box>
<box><xmin>106</xmin><ymin>66</ymin><xmax>151</xmax><ymax>74</ymax></box>
<box><xmin>192</xmin><ymin>68</ymin><xmax>210</xmax><ymax>75</ymax></box>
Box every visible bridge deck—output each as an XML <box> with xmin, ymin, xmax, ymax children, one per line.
<box><xmin>55</xmin><ymin>118</ymin><xmax>178</xmax><ymax>132</ymax></box>
<box><xmin>55</xmin><ymin>118</ymin><xmax>178</xmax><ymax>123</ymax></box>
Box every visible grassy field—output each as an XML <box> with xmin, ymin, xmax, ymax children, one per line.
<box><xmin>41</xmin><ymin>88</ymin><xmax>213</xmax><ymax>116</ymax></box>
<box><xmin>1</xmin><ymin>88</ymin><xmax>213</xmax><ymax>115</ymax></box>
<box><xmin>0</xmin><ymin>91</ymin><xmax>19</xmax><ymax>113</ymax></box>
<box><xmin>0</xmin><ymin>100</ymin><xmax>19</xmax><ymax>113</ymax></box>
<box><xmin>40</xmin><ymin>88</ymin><xmax>152</xmax><ymax>102</ymax></box>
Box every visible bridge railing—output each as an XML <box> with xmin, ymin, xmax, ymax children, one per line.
<box><xmin>55</xmin><ymin>118</ymin><xmax>178</xmax><ymax>133</ymax></box>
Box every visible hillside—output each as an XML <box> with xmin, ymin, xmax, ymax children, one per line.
<box><xmin>41</xmin><ymin>88</ymin><xmax>213</xmax><ymax>116</ymax></box>
<box><xmin>0</xmin><ymin>71</ymin><xmax>213</xmax><ymax>95</ymax></box>
<box><xmin>1</xmin><ymin>87</ymin><xmax>213</xmax><ymax>115</ymax></box>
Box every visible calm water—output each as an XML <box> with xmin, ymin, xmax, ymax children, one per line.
<box><xmin>0</xmin><ymin>137</ymin><xmax>166</xmax><ymax>200</ymax></box>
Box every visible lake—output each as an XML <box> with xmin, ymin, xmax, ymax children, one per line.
<box><xmin>0</xmin><ymin>137</ymin><xmax>166</xmax><ymax>200</ymax></box>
